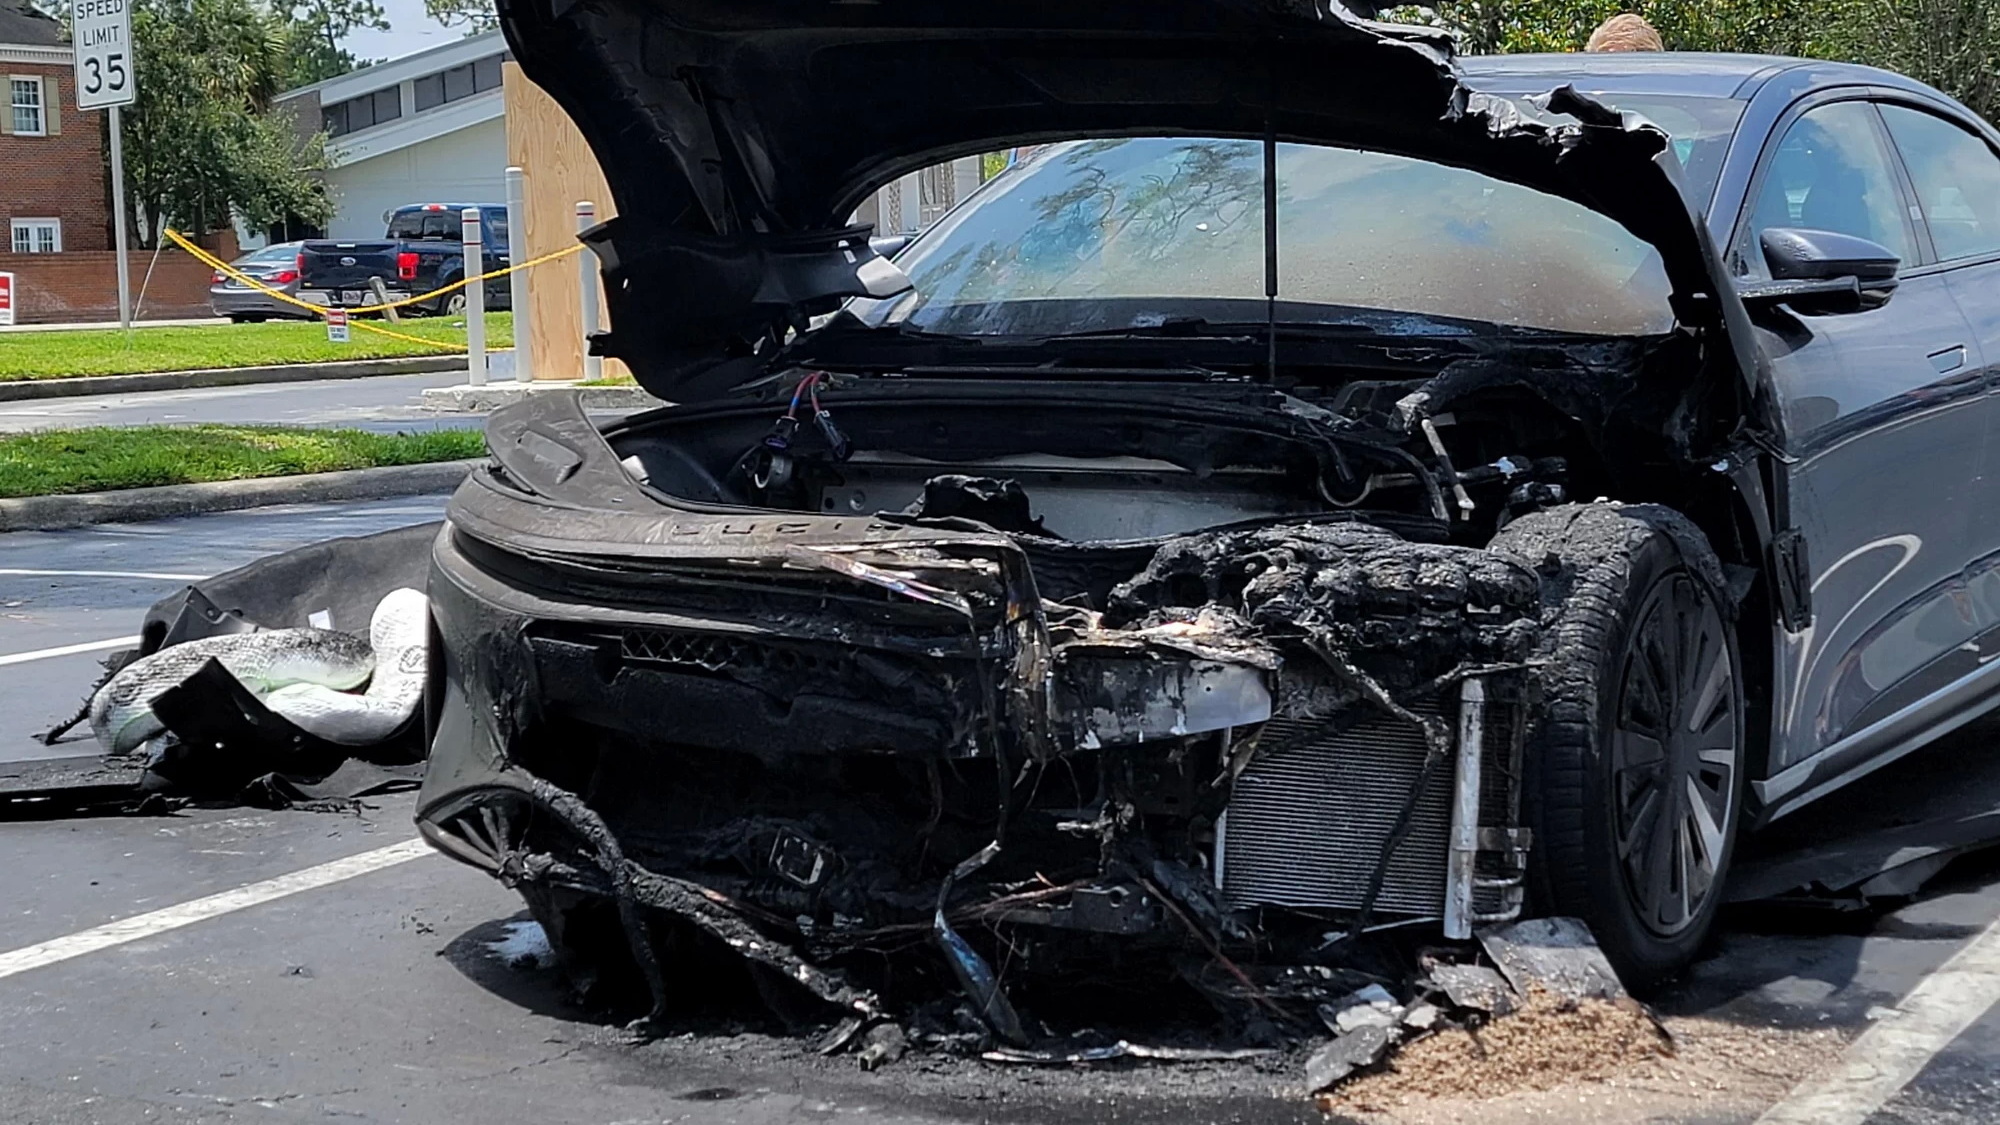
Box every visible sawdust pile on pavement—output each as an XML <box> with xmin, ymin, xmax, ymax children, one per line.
<box><xmin>1325</xmin><ymin>986</ymin><xmax>1670</xmax><ymax>1110</ymax></box>
<box><xmin>1320</xmin><ymin>993</ymin><xmax>1842</xmax><ymax>1123</ymax></box>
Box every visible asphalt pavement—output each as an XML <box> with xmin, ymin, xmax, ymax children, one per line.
<box><xmin>0</xmin><ymin>372</ymin><xmax>482</xmax><ymax>434</ymax></box>
<box><xmin>4</xmin><ymin>498</ymin><xmax>2000</xmax><ymax>1123</ymax></box>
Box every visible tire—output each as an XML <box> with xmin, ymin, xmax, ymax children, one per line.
<box><xmin>1488</xmin><ymin>503</ymin><xmax>1746</xmax><ymax>986</ymax></box>
<box><xmin>439</xmin><ymin>290</ymin><xmax>468</xmax><ymax>317</ymax></box>
<box><xmin>228</xmin><ymin>313</ymin><xmax>266</xmax><ymax>324</ymax></box>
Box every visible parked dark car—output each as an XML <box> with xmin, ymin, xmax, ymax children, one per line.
<box><xmin>209</xmin><ymin>241</ymin><xmax>312</xmax><ymax>322</ymax></box>
<box><xmin>298</xmin><ymin>203</ymin><xmax>511</xmax><ymax>316</ymax></box>
<box><xmin>414</xmin><ymin>0</ymin><xmax>2000</xmax><ymax>1024</ymax></box>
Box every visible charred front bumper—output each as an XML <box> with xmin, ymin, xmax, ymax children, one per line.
<box><xmin>418</xmin><ymin>437</ymin><xmax>1537</xmax><ymax>1029</ymax></box>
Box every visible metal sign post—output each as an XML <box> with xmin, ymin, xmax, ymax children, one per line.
<box><xmin>576</xmin><ymin>201</ymin><xmax>602</xmax><ymax>382</ymax></box>
<box><xmin>71</xmin><ymin>0</ymin><xmax>136</xmax><ymax>330</ymax></box>
<box><xmin>463</xmin><ymin>208</ymin><xmax>487</xmax><ymax>386</ymax></box>
<box><xmin>504</xmin><ymin>167</ymin><xmax>532</xmax><ymax>382</ymax></box>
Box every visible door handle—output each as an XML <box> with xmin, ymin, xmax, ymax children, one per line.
<box><xmin>1930</xmin><ymin>344</ymin><xmax>1968</xmax><ymax>374</ymax></box>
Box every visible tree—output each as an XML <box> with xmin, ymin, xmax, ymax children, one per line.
<box><xmin>1390</xmin><ymin>0</ymin><xmax>1845</xmax><ymax>55</ymax></box>
<box><xmin>283</xmin><ymin>0</ymin><xmax>389</xmax><ymax>86</ymax></box>
<box><xmin>123</xmin><ymin>0</ymin><xmax>334</xmax><ymax>246</ymax></box>
<box><xmin>1823</xmin><ymin>0</ymin><xmax>2000</xmax><ymax>123</ymax></box>
<box><xmin>1391</xmin><ymin>0</ymin><xmax>2000</xmax><ymax>126</ymax></box>
<box><xmin>422</xmin><ymin>0</ymin><xmax>497</xmax><ymax>34</ymax></box>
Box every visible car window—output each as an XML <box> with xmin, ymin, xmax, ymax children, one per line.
<box><xmin>388</xmin><ymin>211</ymin><xmax>458</xmax><ymax>240</ymax></box>
<box><xmin>860</xmin><ymin>138</ymin><xmax>1675</xmax><ymax>338</ymax></box>
<box><xmin>1879</xmin><ymin>103</ymin><xmax>2000</xmax><ymax>263</ymax></box>
<box><xmin>1744</xmin><ymin>101</ymin><xmax>1914</xmax><ymax>275</ymax></box>
<box><xmin>237</xmin><ymin>244</ymin><xmax>297</xmax><ymax>267</ymax></box>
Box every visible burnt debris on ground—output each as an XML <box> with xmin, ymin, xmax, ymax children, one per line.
<box><xmin>12</xmin><ymin>525</ymin><xmax>436</xmax><ymax>817</ymax></box>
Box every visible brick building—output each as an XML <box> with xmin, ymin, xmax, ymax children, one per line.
<box><xmin>0</xmin><ymin>0</ymin><xmax>214</xmax><ymax>323</ymax></box>
<box><xmin>0</xmin><ymin>0</ymin><xmax>108</xmax><ymax>254</ymax></box>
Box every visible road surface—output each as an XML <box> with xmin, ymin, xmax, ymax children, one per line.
<box><xmin>0</xmin><ymin>372</ymin><xmax>482</xmax><ymax>435</ymax></box>
<box><xmin>3</xmin><ymin>499</ymin><xmax>2000</xmax><ymax>1124</ymax></box>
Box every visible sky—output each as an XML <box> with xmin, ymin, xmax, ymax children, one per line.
<box><xmin>342</xmin><ymin>0</ymin><xmax>464</xmax><ymax>64</ymax></box>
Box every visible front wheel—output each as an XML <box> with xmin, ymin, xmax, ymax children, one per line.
<box><xmin>1489</xmin><ymin>503</ymin><xmax>1746</xmax><ymax>986</ymax></box>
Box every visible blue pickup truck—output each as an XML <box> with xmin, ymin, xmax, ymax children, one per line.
<box><xmin>298</xmin><ymin>203</ymin><xmax>512</xmax><ymax>315</ymax></box>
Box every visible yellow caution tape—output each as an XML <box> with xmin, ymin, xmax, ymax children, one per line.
<box><xmin>165</xmin><ymin>226</ymin><xmax>587</xmax><ymax>319</ymax></box>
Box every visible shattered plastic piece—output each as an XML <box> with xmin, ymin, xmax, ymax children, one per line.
<box><xmin>1331</xmin><ymin>1001</ymin><xmax>1402</xmax><ymax>1035</ymax></box>
<box><xmin>817</xmin><ymin>1016</ymin><xmax>867</xmax><ymax>1056</ymax></box>
<box><xmin>1478</xmin><ymin>917</ymin><xmax>1627</xmax><ymax>1002</ymax></box>
<box><xmin>1402</xmin><ymin>1001</ymin><xmax>1441</xmax><ymax>1030</ymax></box>
<box><xmin>1318</xmin><ymin>983</ymin><xmax>1401</xmax><ymax>1035</ymax></box>
<box><xmin>1305</xmin><ymin>1025</ymin><xmax>1396</xmax><ymax>1092</ymax></box>
<box><xmin>1423</xmin><ymin>963</ymin><xmax>1517</xmax><ymax>1015</ymax></box>
<box><xmin>935</xmin><ymin>911</ymin><xmax>1028</xmax><ymax>1045</ymax></box>
<box><xmin>856</xmin><ymin>1022</ymin><xmax>909</xmax><ymax>1070</ymax></box>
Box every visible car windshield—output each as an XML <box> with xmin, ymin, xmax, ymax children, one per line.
<box><xmin>855</xmin><ymin>138</ymin><xmax>1676</xmax><ymax>339</ymax></box>
<box><xmin>1470</xmin><ymin>92</ymin><xmax>1746</xmax><ymax>207</ymax></box>
<box><xmin>1603</xmin><ymin>95</ymin><xmax>1745</xmax><ymax>207</ymax></box>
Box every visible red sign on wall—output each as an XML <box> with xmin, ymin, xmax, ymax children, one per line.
<box><xmin>0</xmin><ymin>272</ymin><xmax>13</xmax><ymax>327</ymax></box>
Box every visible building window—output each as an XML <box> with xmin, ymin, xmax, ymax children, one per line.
<box><xmin>10</xmin><ymin>76</ymin><xmax>44</xmax><ymax>136</ymax></box>
<box><xmin>413</xmin><ymin>54</ymin><xmax>505</xmax><ymax>113</ymax></box>
<box><xmin>11</xmin><ymin>218</ymin><xmax>61</xmax><ymax>254</ymax></box>
<box><xmin>322</xmin><ymin>87</ymin><xmax>402</xmax><ymax>137</ymax></box>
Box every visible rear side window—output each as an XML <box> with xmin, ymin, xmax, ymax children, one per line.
<box><xmin>1744</xmin><ymin>101</ymin><xmax>1915</xmax><ymax>274</ymax></box>
<box><xmin>387</xmin><ymin>210</ymin><xmax>458</xmax><ymax>240</ymax></box>
<box><xmin>1880</xmin><ymin>104</ymin><xmax>2000</xmax><ymax>263</ymax></box>
<box><xmin>242</xmin><ymin>244</ymin><xmax>298</xmax><ymax>266</ymax></box>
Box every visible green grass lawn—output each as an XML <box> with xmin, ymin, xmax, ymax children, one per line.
<box><xmin>0</xmin><ymin>425</ymin><xmax>487</xmax><ymax>498</ymax></box>
<box><xmin>0</xmin><ymin>313</ymin><xmax>514</xmax><ymax>381</ymax></box>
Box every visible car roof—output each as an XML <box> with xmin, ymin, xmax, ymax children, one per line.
<box><xmin>1457</xmin><ymin>51</ymin><xmax>1925</xmax><ymax>101</ymax></box>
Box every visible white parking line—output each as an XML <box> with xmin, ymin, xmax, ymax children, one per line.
<box><xmin>1757</xmin><ymin>910</ymin><xmax>2000</xmax><ymax>1124</ymax></box>
<box><xmin>0</xmin><ymin>636</ymin><xmax>140</xmax><ymax>667</ymax></box>
<box><xmin>0</xmin><ymin>838</ymin><xmax>433</xmax><ymax>982</ymax></box>
<box><xmin>0</xmin><ymin>568</ymin><xmax>206</xmax><ymax>581</ymax></box>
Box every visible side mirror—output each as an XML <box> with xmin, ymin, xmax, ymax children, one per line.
<box><xmin>1740</xmin><ymin>227</ymin><xmax>1900</xmax><ymax>314</ymax></box>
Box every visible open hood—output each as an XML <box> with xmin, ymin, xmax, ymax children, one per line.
<box><xmin>497</xmin><ymin>0</ymin><xmax>1756</xmax><ymax>402</ymax></box>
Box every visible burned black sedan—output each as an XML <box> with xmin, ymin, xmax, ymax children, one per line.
<box><xmin>416</xmin><ymin>0</ymin><xmax>2000</xmax><ymax>1038</ymax></box>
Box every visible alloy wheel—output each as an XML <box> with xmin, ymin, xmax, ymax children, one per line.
<box><xmin>1609</xmin><ymin>571</ymin><xmax>1740</xmax><ymax>937</ymax></box>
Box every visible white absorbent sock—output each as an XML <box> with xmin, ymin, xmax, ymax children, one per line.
<box><xmin>260</xmin><ymin>588</ymin><xmax>429</xmax><ymax>745</ymax></box>
<box><xmin>90</xmin><ymin>629</ymin><xmax>376</xmax><ymax>755</ymax></box>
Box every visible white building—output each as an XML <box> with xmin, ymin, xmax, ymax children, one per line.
<box><xmin>274</xmin><ymin>32</ymin><xmax>509</xmax><ymax>241</ymax></box>
<box><xmin>270</xmin><ymin>29</ymin><xmax>984</xmax><ymax>247</ymax></box>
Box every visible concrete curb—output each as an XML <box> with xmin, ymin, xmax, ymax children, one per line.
<box><xmin>420</xmin><ymin>381</ymin><xmax>664</xmax><ymax>413</ymax></box>
<box><xmin>0</xmin><ymin>355</ymin><xmax>472</xmax><ymax>403</ymax></box>
<box><xmin>0</xmin><ymin>458</ymin><xmax>484</xmax><ymax>533</ymax></box>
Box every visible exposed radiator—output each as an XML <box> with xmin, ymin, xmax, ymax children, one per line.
<box><xmin>1218</xmin><ymin>688</ymin><xmax>1523</xmax><ymax>920</ymax></box>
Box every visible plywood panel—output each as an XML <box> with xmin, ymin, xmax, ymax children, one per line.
<box><xmin>503</xmin><ymin>62</ymin><xmax>629</xmax><ymax>383</ymax></box>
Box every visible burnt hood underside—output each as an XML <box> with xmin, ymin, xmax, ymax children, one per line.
<box><xmin>496</xmin><ymin>0</ymin><xmax>1757</xmax><ymax>401</ymax></box>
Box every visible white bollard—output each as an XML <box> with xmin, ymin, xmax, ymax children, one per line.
<box><xmin>463</xmin><ymin>207</ymin><xmax>488</xmax><ymax>387</ymax></box>
<box><xmin>505</xmin><ymin>167</ymin><xmax>532</xmax><ymax>384</ymax></box>
<box><xmin>577</xmin><ymin>200</ymin><xmax>603</xmax><ymax>383</ymax></box>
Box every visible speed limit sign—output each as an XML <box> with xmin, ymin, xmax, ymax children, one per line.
<box><xmin>71</xmin><ymin>0</ymin><xmax>134</xmax><ymax>110</ymax></box>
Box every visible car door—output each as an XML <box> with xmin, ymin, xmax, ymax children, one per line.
<box><xmin>1741</xmin><ymin>97</ymin><xmax>1988</xmax><ymax>776</ymax></box>
<box><xmin>1877</xmin><ymin>100</ymin><xmax>2000</xmax><ymax>661</ymax></box>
